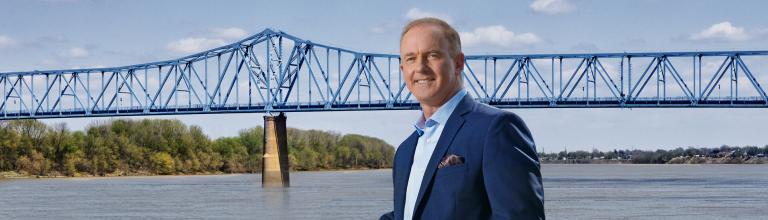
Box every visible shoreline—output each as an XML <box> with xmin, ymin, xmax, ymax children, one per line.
<box><xmin>541</xmin><ymin>156</ymin><xmax>768</xmax><ymax>164</ymax></box>
<box><xmin>4</xmin><ymin>163</ymin><xmax>767</xmax><ymax>180</ymax></box>
<box><xmin>0</xmin><ymin>167</ymin><xmax>393</xmax><ymax>180</ymax></box>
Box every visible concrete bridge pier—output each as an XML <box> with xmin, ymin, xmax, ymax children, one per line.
<box><xmin>262</xmin><ymin>112</ymin><xmax>290</xmax><ymax>187</ymax></box>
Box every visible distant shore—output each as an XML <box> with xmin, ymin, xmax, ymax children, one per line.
<box><xmin>539</xmin><ymin>146</ymin><xmax>768</xmax><ymax>165</ymax></box>
<box><xmin>542</xmin><ymin>156</ymin><xmax>768</xmax><ymax>164</ymax></box>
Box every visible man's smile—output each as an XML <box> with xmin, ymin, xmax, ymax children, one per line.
<box><xmin>414</xmin><ymin>79</ymin><xmax>435</xmax><ymax>86</ymax></box>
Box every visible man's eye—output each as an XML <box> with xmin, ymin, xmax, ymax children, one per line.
<box><xmin>428</xmin><ymin>53</ymin><xmax>440</xmax><ymax>59</ymax></box>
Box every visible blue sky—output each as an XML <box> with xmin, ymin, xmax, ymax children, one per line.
<box><xmin>1</xmin><ymin>0</ymin><xmax>768</xmax><ymax>152</ymax></box>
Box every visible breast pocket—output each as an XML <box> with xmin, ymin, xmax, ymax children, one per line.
<box><xmin>432</xmin><ymin>162</ymin><xmax>466</xmax><ymax>201</ymax></box>
<box><xmin>435</xmin><ymin>163</ymin><xmax>466</xmax><ymax>179</ymax></box>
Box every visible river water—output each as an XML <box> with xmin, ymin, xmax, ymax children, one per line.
<box><xmin>0</xmin><ymin>164</ymin><xmax>766</xmax><ymax>219</ymax></box>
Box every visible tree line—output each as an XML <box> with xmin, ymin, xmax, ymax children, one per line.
<box><xmin>539</xmin><ymin>145</ymin><xmax>768</xmax><ymax>164</ymax></box>
<box><xmin>0</xmin><ymin>119</ymin><xmax>394</xmax><ymax>177</ymax></box>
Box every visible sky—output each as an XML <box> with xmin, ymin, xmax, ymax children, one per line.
<box><xmin>1</xmin><ymin>0</ymin><xmax>768</xmax><ymax>152</ymax></box>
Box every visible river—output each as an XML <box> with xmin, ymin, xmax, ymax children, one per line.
<box><xmin>1</xmin><ymin>164</ymin><xmax>766</xmax><ymax>219</ymax></box>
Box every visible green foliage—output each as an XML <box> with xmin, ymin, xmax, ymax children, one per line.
<box><xmin>0</xmin><ymin>119</ymin><xmax>395</xmax><ymax>176</ymax></box>
<box><xmin>150</xmin><ymin>152</ymin><xmax>175</xmax><ymax>175</ymax></box>
<box><xmin>284</xmin><ymin>130</ymin><xmax>394</xmax><ymax>171</ymax></box>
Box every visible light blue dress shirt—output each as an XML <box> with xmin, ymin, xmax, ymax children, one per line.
<box><xmin>403</xmin><ymin>89</ymin><xmax>467</xmax><ymax>220</ymax></box>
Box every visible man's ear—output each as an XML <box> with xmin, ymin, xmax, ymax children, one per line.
<box><xmin>454</xmin><ymin>52</ymin><xmax>465</xmax><ymax>75</ymax></box>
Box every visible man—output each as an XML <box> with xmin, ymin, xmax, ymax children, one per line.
<box><xmin>380</xmin><ymin>17</ymin><xmax>545</xmax><ymax>220</ymax></box>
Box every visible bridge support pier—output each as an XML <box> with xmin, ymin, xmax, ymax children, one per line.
<box><xmin>262</xmin><ymin>112</ymin><xmax>290</xmax><ymax>187</ymax></box>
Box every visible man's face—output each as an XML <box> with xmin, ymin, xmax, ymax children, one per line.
<box><xmin>400</xmin><ymin>24</ymin><xmax>464</xmax><ymax>107</ymax></box>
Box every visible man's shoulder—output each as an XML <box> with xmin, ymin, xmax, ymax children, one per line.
<box><xmin>461</xmin><ymin>99</ymin><xmax>531</xmax><ymax>140</ymax></box>
<box><xmin>464</xmin><ymin>99</ymin><xmax>521</xmax><ymax>123</ymax></box>
<box><xmin>393</xmin><ymin>131</ymin><xmax>417</xmax><ymax>159</ymax></box>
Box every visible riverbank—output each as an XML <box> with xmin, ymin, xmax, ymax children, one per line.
<box><xmin>0</xmin><ymin>167</ymin><xmax>392</xmax><ymax>179</ymax></box>
<box><xmin>0</xmin><ymin>170</ymin><xmax>225</xmax><ymax>179</ymax></box>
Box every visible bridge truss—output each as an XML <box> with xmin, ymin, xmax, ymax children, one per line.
<box><xmin>1</xmin><ymin>29</ymin><xmax>767</xmax><ymax>120</ymax></box>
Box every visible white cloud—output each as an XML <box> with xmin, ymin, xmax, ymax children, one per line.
<box><xmin>166</xmin><ymin>37</ymin><xmax>226</xmax><ymax>53</ymax></box>
<box><xmin>0</xmin><ymin>35</ymin><xmax>17</xmax><ymax>49</ymax></box>
<box><xmin>530</xmin><ymin>0</ymin><xmax>575</xmax><ymax>15</ymax></box>
<box><xmin>460</xmin><ymin>25</ymin><xmax>542</xmax><ymax>48</ymax></box>
<box><xmin>166</xmin><ymin>27</ymin><xmax>249</xmax><ymax>53</ymax></box>
<box><xmin>405</xmin><ymin>8</ymin><xmax>453</xmax><ymax>24</ymax></box>
<box><xmin>66</xmin><ymin>47</ymin><xmax>89</xmax><ymax>57</ymax></box>
<box><xmin>690</xmin><ymin>21</ymin><xmax>750</xmax><ymax>41</ymax></box>
<box><xmin>211</xmin><ymin>27</ymin><xmax>248</xmax><ymax>40</ymax></box>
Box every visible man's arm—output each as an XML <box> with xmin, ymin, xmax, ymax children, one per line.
<box><xmin>482</xmin><ymin>112</ymin><xmax>545</xmax><ymax>219</ymax></box>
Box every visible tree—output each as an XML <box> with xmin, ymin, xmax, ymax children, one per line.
<box><xmin>150</xmin><ymin>152</ymin><xmax>175</xmax><ymax>175</ymax></box>
<box><xmin>0</xmin><ymin>122</ymin><xmax>20</xmax><ymax>170</ymax></box>
<box><xmin>0</xmin><ymin>118</ymin><xmax>396</xmax><ymax>176</ymax></box>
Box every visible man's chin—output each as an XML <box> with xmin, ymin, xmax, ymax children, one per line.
<box><xmin>415</xmin><ymin>98</ymin><xmax>446</xmax><ymax>108</ymax></box>
<box><xmin>412</xmin><ymin>94</ymin><xmax>432</xmax><ymax>103</ymax></box>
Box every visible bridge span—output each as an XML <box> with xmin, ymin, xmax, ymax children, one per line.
<box><xmin>1</xmin><ymin>29</ymin><xmax>767</xmax><ymax>121</ymax></box>
<box><xmin>3</xmin><ymin>28</ymin><xmax>767</xmax><ymax>186</ymax></box>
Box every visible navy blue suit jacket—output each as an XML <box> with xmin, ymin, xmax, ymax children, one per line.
<box><xmin>381</xmin><ymin>94</ymin><xmax>545</xmax><ymax>220</ymax></box>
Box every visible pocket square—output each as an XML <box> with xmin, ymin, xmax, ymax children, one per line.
<box><xmin>438</xmin><ymin>154</ymin><xmax>465</xmax><ymax>169</ymax></box>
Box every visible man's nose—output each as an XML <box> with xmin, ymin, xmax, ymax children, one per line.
<box><xmin>412</xmin><ymin>57</ymin><xmax>430</xmax><ymax>74</ymax></box>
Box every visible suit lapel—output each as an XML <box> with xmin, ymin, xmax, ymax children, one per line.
<box><xmin>395</xmin><ymin>132</ymin><xmax>419</xmax><ymax>220</ymax></box>
<box><xmin>412</xmin><ymin>95</ymin><xmax>475</xmax><ymax>216</ymax></box>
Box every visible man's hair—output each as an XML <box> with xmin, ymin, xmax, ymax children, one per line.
<box><xmin>400</xmin><ymin>17</ymin><xmax>462</xmax><ymax>56</ymax></box>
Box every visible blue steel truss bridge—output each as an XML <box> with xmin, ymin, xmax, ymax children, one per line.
<box><xmin>1</xmin><ymin>29</ymin><xmax>767</xmax><ymax>120</ymax></box>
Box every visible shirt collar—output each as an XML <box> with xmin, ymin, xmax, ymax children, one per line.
<box><xmin>413</xmin><ymin>89</ymin><xmax>467</xmax><ymax>136</ymax></box>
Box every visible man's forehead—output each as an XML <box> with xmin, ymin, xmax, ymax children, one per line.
<box><xmin>402</xmin><ymin>24</ymin><xmax>446</xmax><ymax>41</ymax></box>
<box><xmin>400</xmin><ymin>24</ymin><xmax>448</xmax><ymax>52</ymax></box>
